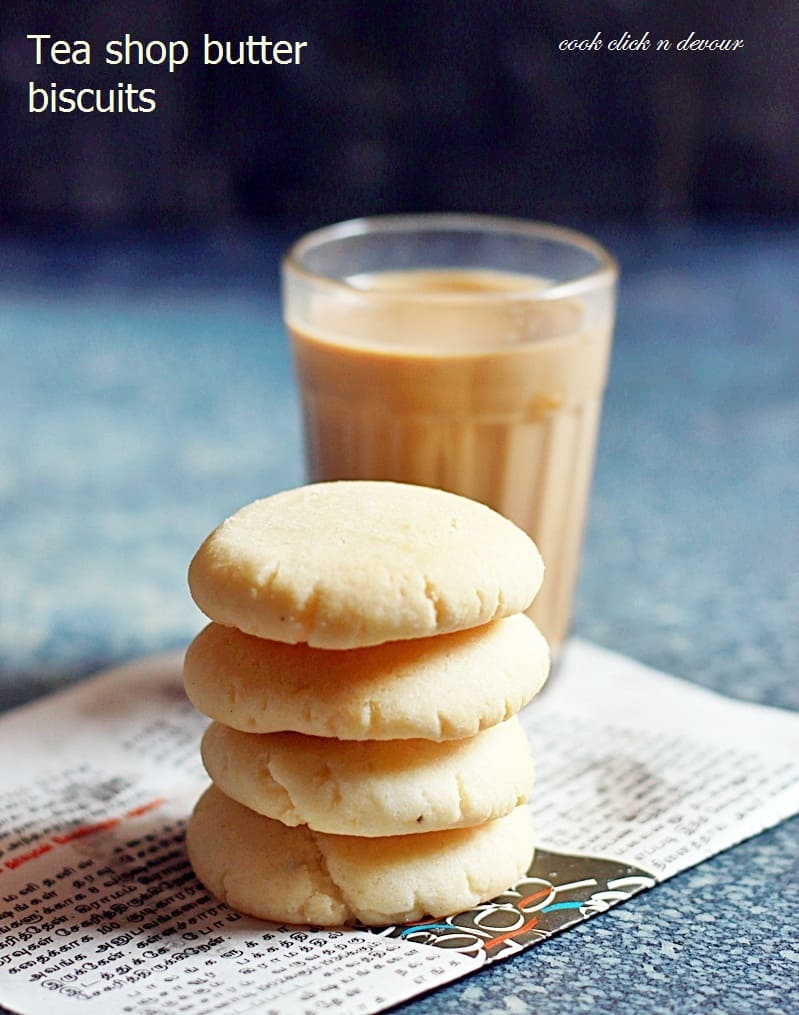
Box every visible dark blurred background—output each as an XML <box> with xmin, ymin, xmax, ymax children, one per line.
<box><xmin>1</xmin><ymin>0</ymin><xmax>797</xmax><ymax>234</ymax></box>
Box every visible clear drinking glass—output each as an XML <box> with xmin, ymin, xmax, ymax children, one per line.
<box><xmin>282</xmin><ymin>214</ymin><xmax>617</xmax><ymax>656</ymax></box>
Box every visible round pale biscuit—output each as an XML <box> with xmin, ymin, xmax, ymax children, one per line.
<box><xmin>200</xmin><ymin>716</ymin><xmax>533</xmax><ymax>837</ymax></box>
<box><xmin>183</xmin><ymin>612</ymin><xmax>549</xmax><ymax>741</ymax></box>
<box><xmin>186</xmin><ymin>785</ymin><xmax>535</xmax><ymax>926</ymax></box>
<box><xmin>188</xmin><ymin>481</ymin><xmax>544</xmax><ymax>648</ymax></box>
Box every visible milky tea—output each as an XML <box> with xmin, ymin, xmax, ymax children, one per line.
<box><xmin>282</xmin><ymin>218</ymin><xmax>617</xmax><ymax>656</ymax></box>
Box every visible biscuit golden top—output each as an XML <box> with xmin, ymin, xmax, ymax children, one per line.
<box><xmin>188</xmin><ymin>480</ymin><xmax>544</xmax><ymax>649</ymax></box>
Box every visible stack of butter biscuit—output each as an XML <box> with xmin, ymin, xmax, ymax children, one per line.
<box><xmin>184</xmin><ymin>480</ymin><xmax>550</xmax><ymax>927</ymax></box>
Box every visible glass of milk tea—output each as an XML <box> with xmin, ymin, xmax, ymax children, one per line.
<box><xmin>282</xmin><ymin>215</ymin><xmax>617</xmax><ymax>657</ymax></box>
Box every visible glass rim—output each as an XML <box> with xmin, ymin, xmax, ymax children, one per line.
<box><xmin>283</xmin><ymin>213</ymin><xmax>618</xmax><ymax>303</ymax></box>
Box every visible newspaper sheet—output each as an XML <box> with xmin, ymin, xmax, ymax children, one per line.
<box><xmin>1</xmin><ymin>640</ymin><xmax>797</xmax><ymax>1014</ymax></box>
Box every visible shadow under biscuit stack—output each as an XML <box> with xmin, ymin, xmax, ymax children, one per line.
<box><xmin>183</xmin><ymin>481</ymin><xmax>551</xmax><ymax>927</ymax></box>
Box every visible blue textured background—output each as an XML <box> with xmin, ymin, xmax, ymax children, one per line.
<box><xmin>1</xmin><ymin>226</ymin><xmax>797</xmax><ymax>1013</ymax></box>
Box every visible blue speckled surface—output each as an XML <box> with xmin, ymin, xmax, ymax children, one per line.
<box><xmin>1</xmin><ymin>226</ymin><xmax>797</xmax><ymax>1013</ymax></box>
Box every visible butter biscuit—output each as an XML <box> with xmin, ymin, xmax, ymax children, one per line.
<box><xmin>183</xmin><ymin>613</ymin><xmax>549</xmax><ymax>741</ymax></box>
<box><xmin>186</xmin><ymin>784</ymin><xmax>535</xmax><ymax>926</ymax></box>
<box><xmin>200</xmin><ymin>716</ymin><xmax>533</xmax><ymax>837</ymax></box>
<box><xmin>188</xmin><ymin>481</ymin><xmax>544</xmax><ymax>648</ymax></box>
